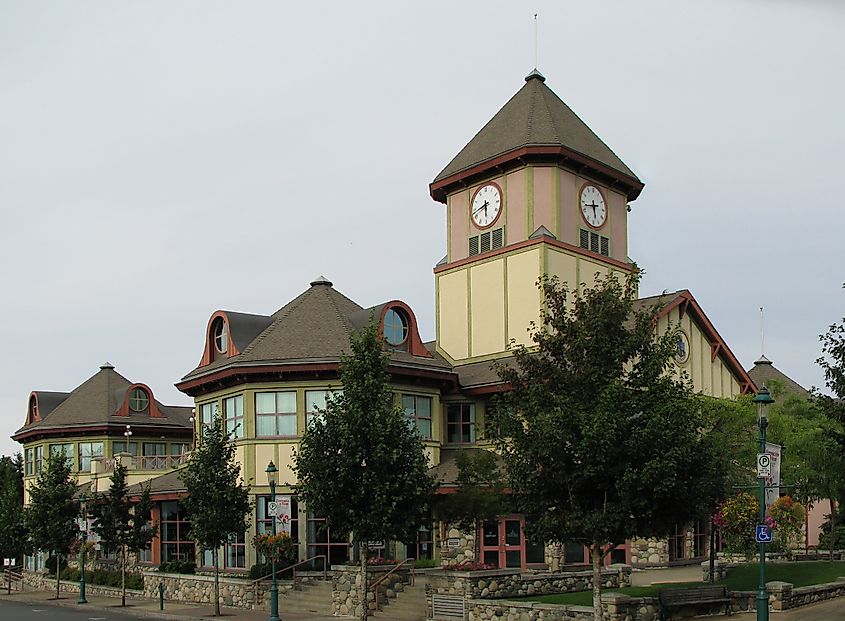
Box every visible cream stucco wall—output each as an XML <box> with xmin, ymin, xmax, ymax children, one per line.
<box><xmin>438</xmin><ymin>270</ymin><xmax>469</xmax><ymax>360</ymax></box>
<box><xmin>507</xmin><ymin>248</ymin><xmax>542</xmax><ymax>347</ymax></box>
<box><xmin>470</xmin><ymin>260</ymin><xmax>505</xmax><ymax>356</ymax></box>
<box><xmin>657</xmin><ymin>308</ymin><xmax>743</xmax><ymax>398</ymax></box>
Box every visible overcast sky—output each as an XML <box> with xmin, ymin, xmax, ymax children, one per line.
<box><xmin>2</xmin><ymin>1</ymin><xmax>843</xmax><ymax>457</ymax></box>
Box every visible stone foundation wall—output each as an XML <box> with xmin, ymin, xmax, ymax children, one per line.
<box><xmin>426</xmin><ymin>565</ymin><xmax>631</xmax><ymax>601</ymax></box>
<box><xmin>629</xmin><ymin>537</ymin><xmax>669</xmax><ymax>566</ymax></box>
<box><xmin>141</xmin><ymin>571</ymin><xmax>300</xmax><ymax>609</ymax></box>
<box><xmin>439</xmin><ymin>526</ymin><xmax>477</xmax><ymax>566</ymax></box>
<box><xmin>466</xmin><ymin>593</ymin><xmax>659</xmax><ymax>621</ymax></box>
<box><xmin>331</xmin><ymin>564</ymin><xmax>411</xmax><ymax>618</ymax></box>
<box><xmin>22</xmin><ymin>573</ymin><xmax>145</xmax><ymax>600</ymax></box>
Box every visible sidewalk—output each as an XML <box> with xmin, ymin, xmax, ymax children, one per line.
<box><xmin>0</xmin><ymin>587</ymin><xmax>335</xmax><ymax>621</ymax></box>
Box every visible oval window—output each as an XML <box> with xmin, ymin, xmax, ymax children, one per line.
<box><xmin>675</xmin><ymin>331</ymin><xmax>690</xmax><ymax>364</ymax></box>
<box><xmin>384</xmin><ymin>308</ymin><xmax>409</xmax><ymax>346</ymax></box>
<box><xmin>129</xmin><ymin>388</ymin><xmax>150</xmax><ymax>412</ymax></box>
<box><xmin>213</xmin><ymin>318</ymin><xmax>228</xmax><ymax>353</ymax></box>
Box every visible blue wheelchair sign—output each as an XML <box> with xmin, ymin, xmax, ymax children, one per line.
<box><xmin>755</xmin><ymin>524</ymin><xmax>773</xmax><ymax>543</ymax></box>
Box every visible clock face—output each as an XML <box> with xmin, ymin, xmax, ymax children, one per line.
<box><xmin>580</xmin><ymin>185</ymin><xmax>607</xmax><ymax>228</ymax></box>
<box><xmin>471</xmin><ymin>184</ymin><xmax>502</xmax><ymax>228</ymax></box>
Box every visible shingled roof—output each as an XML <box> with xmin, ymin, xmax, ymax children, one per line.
<box><xmin>747</xmin><ymin>356</ymin><xmax>809</xmax><ymax>398</ymax></box>
<box><xmin>431</xmin><ymin>70</ymin><xmax>642</xmax><ymax>200</ymax></box>
<box><xmin>13</xmin><ymin>364</ymin><xmax>193</xmax><ymax>440</ymax></box>
<box><xmin>180</xmin><ymin>279</ymin><xmax>453</xmax><ymax>385</ymax></box>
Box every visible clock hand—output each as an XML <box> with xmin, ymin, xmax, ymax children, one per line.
<box><xmin>473</xmin><ymin>200</ymin><xmax>489</xmax><ymax>216</ymax></box>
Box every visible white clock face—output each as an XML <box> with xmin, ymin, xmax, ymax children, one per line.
<box><xmin>580</xmin><ymin>185</ymin><xmax>607</xmax><ymax>228</ymax></box>
<box><xmin>471</xmin><ymin>184</ymin><xmax>502</xmax><ymax>228</ymax></box>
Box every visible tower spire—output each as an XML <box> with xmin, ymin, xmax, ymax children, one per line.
<box><xmin>534</xmin><ymin>12</ymin><xmax>539</xmax><ymax>70</ymax></box>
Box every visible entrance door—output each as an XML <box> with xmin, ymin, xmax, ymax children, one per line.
<box><xmin>480</xmin><ymin>516</ymin><xmax>526</xmax><ymax>569</ymax></box>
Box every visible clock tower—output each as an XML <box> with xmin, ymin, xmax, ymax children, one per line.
<box><xmin>431</xmin><ymin>70</ymin><xmax>644</xmax><ymax>364</ymax></box>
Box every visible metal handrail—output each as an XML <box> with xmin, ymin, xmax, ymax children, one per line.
<box><xmin>368</xmin><ymin>558</ymin><xmax>414</xmax><ymax>610</ymax></box>
<box><xmin>249</xmin><ymin>554</ymin><xmax>327</xmax><ymax>588</ymax></box>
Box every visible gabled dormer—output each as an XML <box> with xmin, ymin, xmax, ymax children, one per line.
<box><xmin>113</xmin><ymin>383</ymin><xmax>164</xmax><ymax>418</ymax></box>
<box><xmin>350</xmin><ymin>300</ymin><xmax>433</xmax><ymax>357</ymax></box>
<box><xmin>198</xmin><ymin>310</ymin><xmax>273</xmax><ymax>367</ymax></box>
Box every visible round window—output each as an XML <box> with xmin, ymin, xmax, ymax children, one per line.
<box><xmin>129</xmin><ymin>388</ymin><xmax>149</xmax><ymax>412</ymax></box>
<box><xmin>383</xmin><ymin>308</ymin><xmax>408</xmax><ymax>346</ymax></box>
<box><xmin>213</xmin><ymin>318</ymin><xmax>228</xmax><ymax>353</ymax></box>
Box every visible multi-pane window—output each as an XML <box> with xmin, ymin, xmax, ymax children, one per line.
<box><xmin>405</xmin><ymin>523</ymin><xmax>433</xmax><ymax>560</ymax></box>
<box><xmin>34</xmin><ymin>446</ymin><xmax>43</xmax><ymax>473</ymax></box>
<box><xmin>224</xmin><ymin>395</ymin><xmax>244</xmax><ymax>439</ymax></box>
<box><xmin>256</xmin><ymin>496</ymin><xmax>299</xmax><ymax>540</ymax></box>
<box><xmin>256</xmin><ymin>392</ymin><xmax>297</xmax><ymax>437</ymax></box>
<box><xmin>142</xmin><ymin>442</ymin><xmax>166</xmax><ymax>469</ymax></box>
<box><xmin>173</xmin><ymin>443</ymin><xmax>191</xmax><ymax>459</ymax></box>
<box><xmin>113</xmin><ymin>441</ymin><xmax>138</xmax><ymax>456</ymax></box>
<box><xmin>25</xmin><ymin>448</ymin><xmax>33</xmax><ymax>476</ymax></box>
<box><xmin>402</xmin><ymin>395</ymin><xmax>432</xmax><ymax>439</ymax></box>
<box><xmin>50</xmin><ymin>443</ymin><xmax>74</xmax><ymax>468</ymax></box>
<box><xmin>225</xmin><ymin>532</ymin><xmax>246</xmax><ymax>569</ymax></box>
<box><xmin>446</xmin><ymin>403</ymin><xmax>476</xmax><ymax>444</ymax></box>
<box><xmin>200</xmin><ymin>401</ymin><xmax>218</xmax><ymax>428</ymax></box>
<box><xmin>307</xmin><ymin>513</ymin><xmax>349</xmax><ymax>567</ymax></box>
<box><xmin>160</xmin><ymin>501</ymin><xmax>194</xmax><ymax>562</ymax></box>
<box><xmin>306</xmin><ymin>390</ymin><xmax>341</xmax><ymax>428</ymax></box>
<box><xmin>78</xmin><ymin>442</ymin><xmax>104</xmax><ymax>472</ymax></box>
<box><xmin>383</xmin><ymin>308</ymin><xmax>408</xmax><ymax>346</ymax></box>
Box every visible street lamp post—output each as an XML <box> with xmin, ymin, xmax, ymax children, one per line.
<box><xmin>78</xmin><ymin>494</ymin><xmax>88</xmax><ymax>604</ymax></box>
<box><xmin>266</xmin><ymin>461</ymin><xmax>280</xmax><ymax>621</ymax></box>
<box><xmin>753</xmin><ymin>386</ymin><xmax>775</xmax><ymax>621</ymax></box>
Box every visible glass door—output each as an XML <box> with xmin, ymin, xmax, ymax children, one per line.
<box><xmin>479</xmin><ymin>516</ymin><xmax>526</xmax><ymax>569</ymax></box>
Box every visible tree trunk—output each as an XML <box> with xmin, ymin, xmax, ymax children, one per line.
<box><xmin>709</xmin><ymin>525</ymin><xmax>716</xmax><ymax>583</ymax></box>
<box><xmin>55</xmin><ymin>552</ymin><xmax>60</xmax><ymax>600</ymax></box>
<box><xmin>214</xmin><ymin>547</ymin><xmax>221</xmax><ymax>616</ymax></box>
<box><xmin>805</xmin><ymin>502</ymin><xmax>810</xmax><ymax>553</ymax></box>
<box><xmin>121</xmin><ymin>545</ymin><xmax>127</xmax><ymax>606</ymax></box>
<box><xmin>360</xmin><ymin>541</ymin><xmax>369</xmax><ymax>621</ymax></box>
<box><xmin>830</xmin><ymin>498</ymin><xmax>838</xmax><ymax>562</ymax></box>
<box><xmin>591</xmin><ymin>544</ymin><xmax>604</xmax><ymax>621</ymax></box>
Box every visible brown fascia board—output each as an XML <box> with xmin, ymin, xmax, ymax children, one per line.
<box><xmin>430</xmin><ymin>146</ymin><xmax>644</xmax><ymax>204</ymax></box>
<box><xmin>177</xmin><ymin>360</ymin><xmax>458</xmax><ymax>397</ymax></box>
<box><xmin>12</xmin><ymin>422</ymin><xmax>192</xmax><ymax>444</ymax></box>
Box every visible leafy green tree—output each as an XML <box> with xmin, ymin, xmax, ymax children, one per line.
<box><xmin>434</xmin><ymin>449</ymin><xmax>507</xmax><ymax>536</ymax></box>
<box><xmin>488</xmin><ymin>272</ymin><xmax>724</xmax><ymax>621</ymax></box>
<box><xmin>181</xmin><ymin>415</ymin><xmax>251</xmax><ymax>617</ymax></box>
<box><xmin>813</xmin><ymin>293</ymin><xmax>845</xmax><ymax>556</ymax></box>
<box><xmin>0</xmin><ymin>454</ymin><xmax>29</xmax><ymax>587</ymax></box>
<box><xmin>24</xmin><ymin>451</ymin><xmax>79</xmax><ymax>599</ymax></box>
<box><xmin>89</xmin><ymin>463</ymin><xmax>155</xmax><ymax>606</ymax></box>
<box><xmin>293</xmin><ymin>323</ymin><xmax>435</xmax><ymax>621</ymax></box>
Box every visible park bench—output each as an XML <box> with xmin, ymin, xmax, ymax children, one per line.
<box><xmin>659</xmin><ymin>584</ymin><xmax>731</xmax><ymax>620</ymax></box>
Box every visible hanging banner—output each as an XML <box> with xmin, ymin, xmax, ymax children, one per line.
<box><xmin>276</xmin><ymin>495</ymin><xmax>292</xmax><ymax>535</ymax></box>
<box><xmin>764</xmin><ymin>442</ymin><xmax>781</xmax><ymax>509</ymax></box>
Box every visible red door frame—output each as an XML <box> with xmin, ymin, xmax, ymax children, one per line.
<box><xmin>479</xmin><ymin>515</ymin><xmax>527</xmax><ymax>570</ymax></box>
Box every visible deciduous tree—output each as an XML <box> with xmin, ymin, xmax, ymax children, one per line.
<box><xmin>488</xmin><ymin>272</ymin><xmax>724</xmax><ymax>621</ymax></box>
<box><xmin>181</xmin><ymin>415</ymin><xmax>251</xmax><ymax>616</ymax></box>
<box><xmin>0</xmin><ymin>454</ymin><xmax>29</xmax><ymax>591</ymax></box>
<box><xmin>24</xmin><ymin>451</ymin><xmax>78</xmax><ymax>600</ymax></box>
<box><xmin>89</xmin><ymin>463</ymin><xmax>155</xmax><ymax>606</ymax></box>
<box><xmin>293</xmin><ymin>323</ymin><xmax>435</xmax><ymax>621</ymax></box>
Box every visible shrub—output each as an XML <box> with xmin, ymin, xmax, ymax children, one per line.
<box><xmin>714</xmin><ymin>492</ymin><xmax>759</xmax><ymax>559</ymax></box>
<box><xmin>819</xmin><ymin>523</ymin><xmax>845</xmax><ymax>550</ymax></box>
<box><xmin>248</xmin><ymin>561</ymin><xmax>296</xmax><ymax>580</ymax></box>
<box><xmin>59</xmin><ymin>566</ymin><xmax>143</xmax><ymax>590</ymax></box>
<box><xmin>157</xmin><ymin>559</ymin><xmax>196</xmax><ymax>574</ymax></box>
<box><xmin>45</xmin><ymin>555</ymin><xmax>68</xmax><ymax>576</ymax></box>
<box><xmin>768</xmin><ymin>496</ymin><xmax>804</xmax><ymax>553</ymax></box>
<box><xmin>413</xmin><ymin>558</ymin><xmax>438</xmax><ymax>569</ymax></box>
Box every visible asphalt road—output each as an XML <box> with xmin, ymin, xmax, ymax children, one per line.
<box><xmin>0</xmin><ymin>599</ymin><xmax>150</xmax><ymax>620</ymax></box>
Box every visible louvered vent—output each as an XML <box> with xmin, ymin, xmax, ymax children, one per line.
<box><xmin>579</xmin><ymin>228</ymin><xmax>610</xmax><ymax>257</ymax></box>
<box><xmin>468</xmin><ymin>227</ymin><xmax>505</xmax><ymax>257</ymax></box>
<box><xmin>491</xmin><ymin>226</ymin><xmax>504</xmax><ymax>249</ymax></box>
<box><xmin>432</xmin><ymin>594</ymin><xmax>465</xmax><ymax>620</ymax></box>
<box><xmin>468</xmin><ymin>236</ymin><xmax>480</xmax><ymax>256</ymax></box>
<box><xmin>480</xmin><ymin>231</ymin><xmax>491</xmax><ymax>253</ymax></box>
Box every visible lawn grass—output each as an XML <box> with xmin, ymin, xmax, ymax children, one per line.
<box><xmin>516</xmin><ymin>561</ymin><xmax>845</xmax><ymax>607</ymax></box>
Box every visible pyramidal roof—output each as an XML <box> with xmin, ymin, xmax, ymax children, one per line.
<box><xmin>432</xmin><ymin>70</ymin><xmax>642</xmax><ymax>199</ymax></box>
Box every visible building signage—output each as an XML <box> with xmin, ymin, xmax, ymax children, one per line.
<box><xmin>764</xmin><ymin>442</ymin><xmax>782</xmax><ymax>509</ymax></box>
<box><xmin>3</xmin><ymin>558</ymin><xmax>15</xmax><ymax>566</ymax></box>
<box><xmin>446</xmin><ymin>538</ymin><xmax>461</xmax><ymax>549</ymax></box>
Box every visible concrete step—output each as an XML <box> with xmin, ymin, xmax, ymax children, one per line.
<box><xmin>372</xmin><ymin>583</ymin><xmax>427</xmax><ymax>621</ymax></box>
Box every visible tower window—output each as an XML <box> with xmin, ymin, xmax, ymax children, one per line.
<box><xmin>468</xmin><ymin>226</ymin><xmax>505</xmax><ymax>257</ymax></box>
<box><xmin>212</xmin><ymin>318</ymin><xmax>228</xmax><ymax>353</ymax></box>
<box><xmin>129</xmin><ymin>388</ymin><xmax>149</xmax><ymax>412</ymax></box>
<box><xmin>579</xmin><ymin>228</ymin><xmax>610</xmax><ymax>257</ymax></box>
<box><xmin>383</xmin><ymin>308</ymin><xmax>409</xmax><ymax>346</ymax></box>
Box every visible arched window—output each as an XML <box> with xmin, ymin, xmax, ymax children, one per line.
<box><xmin>129</xmin><ymin>388</ymin><xmax>150</xmax><ymax>412</ymax></box>
<box><xmin>212</xmin><ymin>317</ymin><xmax>228</xmax><ymax>354</ymax></box>
<box><xmin>383</xmin><ymin>308</ymin><xmax>408</xmax><ymax>346</ymax></box>
<box><xmin>29</xmin><ymin>395</ymin><xmax>39</xmax><ymax>422</ymax></box>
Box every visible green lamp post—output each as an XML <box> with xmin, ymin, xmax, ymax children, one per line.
<box><xmin>753</xmin><ymin>386</ymin><xmax>775</xmax><ymax>621</ymax></box>
<box><xmin>78</xmin><ymin>493</ymin><xmax>88</xmax><ymax>604</ymax></box>
<box><xmin>266</xmin><ymin>461</ymin><xmax>280</xmax><ymax>621</ymax></box>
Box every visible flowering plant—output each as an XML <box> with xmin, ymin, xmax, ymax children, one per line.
<box><xmin>713</xmin><ymin>492</ymin><xmax>759</xmax><ymax>559</ymax></box>
<box><xmin>253</xmin><ymin>532</ymin><xmax>293</xmax><ymax>561</ymax></box>
<box><xmin>768</xmin><ymin>496</ymin><xmax>804</xmax><ymax>554</ymax></box>
<box><xmin>366</xmin><ymin>557</ymin><xmax>398</xmax><ymax>566</ymax></box>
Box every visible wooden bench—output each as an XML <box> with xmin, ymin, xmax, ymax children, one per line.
<box><xmin>658</xmin><ymin>585</ymin><xmax>731</xmax><ymax>620</ymax></box>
